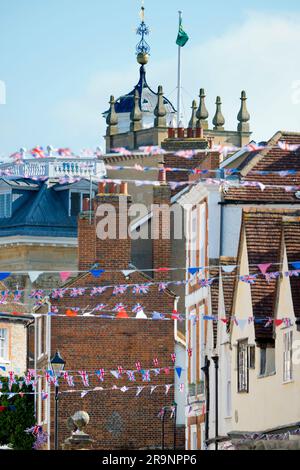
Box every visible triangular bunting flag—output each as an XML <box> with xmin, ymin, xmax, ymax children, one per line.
<box><xmin>66</xmin><ymin>309</ymin><xmax>78</xmax><ymax>317</ymax></box>
<box><xmin>188</xmin><ymin>267</ymin><xmax>202</xmax><ymax>276</ymax></box>
<box><xmin>258</xmin><ymin>263</ymin><xmax>272</xmax><ymax>275</ymax></box>
<box><xmin>275</xmin><ymin>319</ymin><xmax>283</xmax><ymax>327</ymax></box>
<box><xmin>237</xmin><ymin>319</ymin><xmax>247</xmax><ymax>330</ymax></box>
<box><xmin>165</xmin><ymin>384</ymin><xmax>172</xmax><ymax>395</ymax></box>
<box><xmin>116</xmin><ymin>308</ymin><xmax>129</xmax><ymax>319</ymax></box>
<box><xmin>28</xmin><ymin>271</ymin><xmax>43</xmax><ymax>283</ymax></box>
<box><xmin>291</xmin><ymin>262</ymin><xmax>300</xmax><ymax>270</ymax></box>
<box><xmin>150</xmin><ymin>386</ymin><xmax>158</xmax><ymax>395</ymax></box>
<box><xmin>0</xmin><ymin>273</ymin><xmax>11</xmax><ymax>281</ymax></box>
<box><xmin>175</xmin><ymin>367</ymin><xmax>182</xmax><ymax>379</ymax></box>
<box><xmin>122</xmin><ymin>270</ymin><xmax>136</xmax><ymax>278</ymax></box>
<box><xmin>90</xmin><ymin>269</ymin><xmax>105</xmax><ymax>278</ymax></box>
<box><xmin>135</xmin><ymin>309</ymin><xmax>147</xmax><ymax>319</ymax></box>
<box><xmin>60</xmin><ymin>272</ymin><xmax>72</xmax><ymax>283</ymax></box>
<box><xmin>221</xmin><ymin>265</ymin><xmax>236</xmax><ymax>273</ymax></box>
<box><xmin>110</xmin><ymin>371</ymin><xmax>120</xmax><ymax>379</ymax></box>
<box><xmin>81</xmin><ymin>391</ymin><xmax>89</xmax><ymax>398</ymax></box>
<box><xmin>136</xmin><ymin>386</ymin><xmax>145</xmax><ymax>397</ymax></box>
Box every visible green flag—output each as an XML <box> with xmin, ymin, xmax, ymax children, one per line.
<box><xmin>176</xmin><ymin>17</ymin><xmax>189</xmax><ymax>47</ymax></box>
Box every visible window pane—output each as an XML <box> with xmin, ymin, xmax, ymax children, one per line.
<box><xmin>0</xmin><ymin>328</ymin><xmax>8</xmax><ymax>359</ymax></box>
<box><xmin>70</xmin><ymin>193</ymin><xmax>81</xmax><ymax>216</ymax></box>
<box><xmin>0</xmin><ymin>193</ymin><xmax>11</xmax><ymax>218</ymax></box>
<box><xmin>260</xmin><ymin>349</ymin><xmax>266</xmax><ymax>375</ymax></box>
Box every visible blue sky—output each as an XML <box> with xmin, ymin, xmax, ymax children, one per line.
<box><xmin>1</xmin><ymin>0</ymin><xmax>300</xmax><ymax>156</ymax></box>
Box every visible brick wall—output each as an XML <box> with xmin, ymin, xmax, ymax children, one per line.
<box><xmin>43</xmin><ymin>182</ymin><xmax>184</xmax><ymax>450</ymax></box>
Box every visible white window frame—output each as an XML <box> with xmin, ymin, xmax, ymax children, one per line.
<box><xmin>199</xmin><ymin>203</ymin><xmax>206</xmax><ymax>269</ymax></box>
<box><xmin>0</xmin><ymin>328</ymin><xmax>9</xmax><ymax>362</ymax></box>
<box><xmin>283</xmin><ymin>330</ymin><xmax>293</xmax><ymax>383</ymax></box>
<box><xmin>0</xmin><ymin>190</ymin><xmax>12</xmax><ymax>218</ymax></box>
<box><xmin>189</xmin><ymin>209</ymin><xmax>198</xmax><ymax>286</ymax></box>
<box><xmin>225</xmin><ymin>351</ymin><xmax>232</xmax><ymax>418</ymax></box>
<box><xmin>69</xmin><ymin>190</ymin><xmax>95</xmax><ymax>216</ymax></box>
<box><xmin>190</xmin><ymin>311</ymin><xmax>197</xmax><ymax>384</ymax></box>
<box><xmin>190</xmin><ymin>424</ymin><xmax>198</xmax><ymax>450</ymax></box>
<box><xmin>237</xmin><ymin>339</ymin><xmax>248</xmax><ymax>393</ymax></box>
<box><xmin>37</xmin><ymin>316</ymin><xmax>45</xmax><ymax>360</ymax></box>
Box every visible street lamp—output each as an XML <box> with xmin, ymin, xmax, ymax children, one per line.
<box><xmin>50</xmin><ymin>351</ymin><xmax>65</xmax><ymax>450</ymax></box>
<box><xmin>211</xmin><ymin>351</ymin><xmax>219</xmax><ymax>451</ymax></box>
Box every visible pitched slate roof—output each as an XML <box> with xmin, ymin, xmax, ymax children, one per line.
<box><xmin>0</xmin><ymin>180</ymin><xmax>77</xmax><ymax>238</ymax></box>
<box><xmin>241</xmin><ymin>208</ymin><xmax>300</xmax><ymax>342</ymax></box>
<box><xmin>282</xmin><ymin>217</ymin><xmax>300</xmax><ymax>319</ymax></box>
<box><xmin>223</xmin><ymin>131</ymin><xmax>300</xmax><ymax>203</ymax></box>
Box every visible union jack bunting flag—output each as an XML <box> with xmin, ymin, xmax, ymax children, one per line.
<box><xmin>113</xmin><ymin>285</ymin><xmax>128</xmax><ymax>295</ymax></box>
<box><xmin>78</xmin><ymin>371</ymin><xmax>89</xmax><ymax>387</ymax></box>
<box><xmin>94</xmin><ymin>304</ymin><xmax>107</xmax><ymax>311</ymax></box>
<box><xmin>179</xmin><ymin>383</ymin><xmax>184</xmax><ymax>393</ymax></box>
<box><xmin>44</xmin><ymin>371</ymin><xmax>53</xmax><ymax>385</ymax></box>
<box><xmin>51</xmin><ymin>288</ymin><xmax>66</xmax><ymax>299</ymax></box>
<box><xmin>198</xmin><ymin>278</ymin><xmax>214</xmax><ymax>287</ymax></box>
<box><xmin>132</xmin><ymin>303</ymin><xmax>143</xmax><ymax>313</ymax></box>
<box><xmin>240</xmin><ymin>274</ymin><xmax>257</xmax><ymax>284</ymax></box>
<box><xmin>31</xmin><ymin>146</ymin><xmax>46</xmax><ymax>158</ymax></box>
<box><xmin>113</xmin><ymin>303</ymin><xmax>126</xmax><ymax>312</ymax></box>
<box><xmin>58</xmin><ymin>148</ymin><xmax>72</xmax><ymax>156</ymax></box>
<box><xmin>187</xmin><ymin>348</ymin><xmax>193</xmax><ymax>358</ymax></box>
<box><xmin>70</xmin><ymin>288</ymin><xmax>86</xmax><ymax>297</ymax></box>
<box><xmin>95</xmin><ymin>369</ymin><xmax>105</xmax><ymax>382</ymax></box>
<box><xmin>153</xmin><ymin>368</ymin><xmax>161</xmax><ymax>376</ymax></box>
<box><xmin>278</xmin><ymin>141</ymin><xmax>300</xmax><ymax>152</ymax></box>
<box><xmin>117</xmin><ymin>366</ymin><xmax>123</xmax><ymax>376</ymax></box>
<box><xmin>135</xmin><ymin>361</ymin><xmax>142</xmax><ymax>372</ymax></box>
<box><xmin>29</xmin><ymin>290</ymin><xmax>44</xmax><ymax>300</ymax></box>
<box><xmin>171</xmin><ymin>353</ymin><xmax>176</xmax><ymax>363</ymax></box>
<box><xmin>127</xmin><ymin>371</ymin><xmax>136</xmax><ymax>382</ymax></box>
<box><xmin>66</xmin><ymin>376</ymin><xmax>75</xmax><ymax>387</ymax></box>
<box><xmin>285</xmin><ymin>270</ymin><xmax>300</xmax><ymax>278</ymax></box>
<box><xmin>132</xmin><ymin>284</ymin><xmax>150</xmax><ymax>295</ymax></box>
<box><xmin>265</xmin><ymin>271</ymin><xmax>280</xmax><ymax>283</ymax></box>
<box><xmin>153</xmin><ymin>357</ymin><xmax>159</xmax><ymax>367</ymax></box>
<box><xmin>158</xmin><ymin>282</ymin><xmax>168</xmax><ymax>292</ymax></box>
<box><xmin>142</xmin><ymin>370</ymin><xmax>151</xmax><ymax>382</ymax></box>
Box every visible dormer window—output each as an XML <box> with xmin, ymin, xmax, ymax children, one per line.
<box><xmin>0</xmin><ymin>191</ymin><xmax>12</xmax><ymax>218</ymax></box>
<box><xmin>69</xmin><ymin>190</ymin><xmax>94</xmax><ymax>217</ymax></box>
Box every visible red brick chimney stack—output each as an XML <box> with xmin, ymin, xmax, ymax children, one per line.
<box><xmin>152</xmin><ymin>170</ymin><xmax>172</xmax><ymax>280</ymax></box>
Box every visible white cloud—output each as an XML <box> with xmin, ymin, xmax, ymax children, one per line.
<box><xmin>53</xmin><ymin>11</ymin><xmax>300</xmax><ymax>149</ymax></box>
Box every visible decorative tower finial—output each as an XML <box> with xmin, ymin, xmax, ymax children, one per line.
<box><xmin>154</xmin><ymin>86</ymin><xmax>167</xmax><ymax>127</ymax></box>
<box><xmin>196</xmin><ymin>88</ymin><xmax>209</xmax><ymax>129</ymax></box>
<box><xmin>136</xmin><ymin>2</ymin><xmax>150</xmax><ymax>65</ymax></box>
<box><xmin>212</xmin><ymin>96</ymin><xmax>225</xmax><ymax>130</ymax></box>
<box><xmin>237</xmin><ymin>90</ymin><xmax>250</xmax><ymax>132</ymax></box>
<box><xmin>106</xmin><ymin>95</ymin><xmax>118</xmax><ymax>136</ymax></box>
<box><xmin>188</xmin><ymin>100</ymin><xmax>197</xmax><ymax>129</ymax></box>
<box><xmin>130</xmin><ymin>88</ymin><xmax>142</xmax><ymax>131</ymax></box>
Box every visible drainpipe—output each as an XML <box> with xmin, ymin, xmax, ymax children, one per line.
<box><xmin>45</xmin><ymin>297</ymin><xmax>52</xmax><ymax>451</ymax></box>
<box><xmin>201</xmin><ymin>356</ymin><xmax>210</xmax><ymax>447</ymax></box>
<box><xmin>212</xmin><ymin>353</ymin><xmax>219</xmax><ymax>450</ymax></box>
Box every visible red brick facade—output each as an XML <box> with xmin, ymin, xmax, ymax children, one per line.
<box><xmin>38</xmin><ymin>183</ymin><xmax>183</xmax><ymax>449</ymax></box>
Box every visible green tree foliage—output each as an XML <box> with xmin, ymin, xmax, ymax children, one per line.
<box><xmin>0</xmin><ymin>377</ymin><xmax>35</xmax><ymax>450</ymax></box>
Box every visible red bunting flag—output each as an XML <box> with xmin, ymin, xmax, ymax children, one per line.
<box><xmin>275</xmin><ymin>319</ymin><xmax>283</xmax><ymax>327</ymax></box>
<box><xmin>116</xmin><ymin>308</ymin><xmax>129</xmax><ymax>319</ymax></box>
<box><xmin>66</xmin><ymin>309</ymin><xmax>78</xmax><ymax>317</ymax></box>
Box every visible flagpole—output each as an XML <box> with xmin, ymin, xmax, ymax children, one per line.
<box><xmin>177</xmin><ymin>11</ymin><xmax>182</xmax><ymax>128</ymax></box>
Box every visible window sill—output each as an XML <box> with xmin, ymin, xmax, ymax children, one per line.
<box><xmin>283</xmin><ymin>379</ymin><xmax>294</xmax><ymax>385</ymax></box>
<box><xmin>0</xmin><ymin>359</ymin><xmax>10</xmax><ymax>365</ymax></box>
<box><xmin>258</xmin><ymin>371</ymin><xmax>276</xmax><ymax>379</ymax></box>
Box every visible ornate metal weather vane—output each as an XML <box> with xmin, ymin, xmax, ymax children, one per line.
<box><xmin>136</xmin><ymin>1</ymin><xmax>150</xmax><ymax>65</ymax></box>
